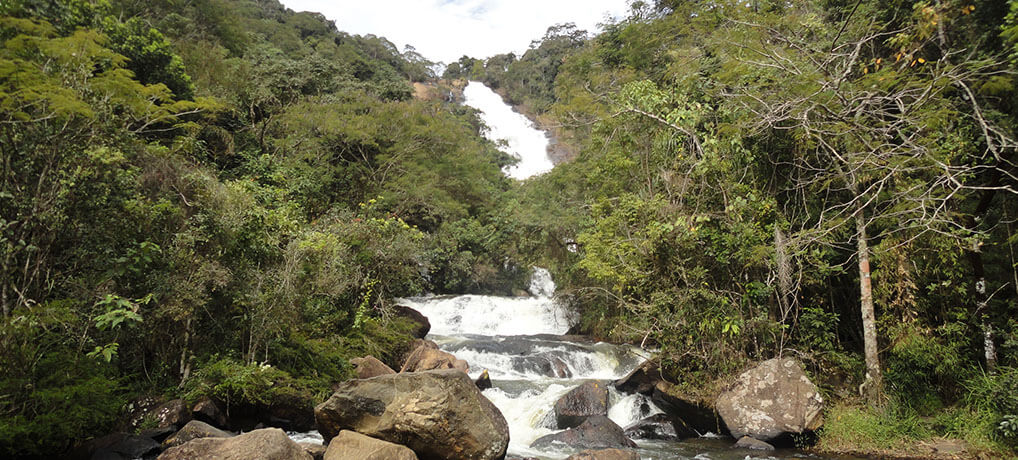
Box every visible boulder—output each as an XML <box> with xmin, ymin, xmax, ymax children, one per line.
<box><xmin>401</xmin><ymin>343</ymin><xmax>469</xmax><ymax>373</ymax></box>
<box><xmin>139</xmin><ymin>425</ymin><xmax>177</xmax><ymax>443</ymax></box>
<box><xmin>716</xmin><ymin>357</ymin><xmax>824</xmax><ymax>442</ymax></box>
<box><xmin>350</xmin><ymin>355</ymin><xmax>396</xmax><ymax>379</ymax></box>
<box><xmin>735</xmin><ymin>436</ymin><xmax>776</xmax><ymax>451</ymax></box>
<box><xmin>392</xmin><ymin>305</ymin><xmax>431</xmax><ymax>338</ymax></box>
<box><xmin>315</xmin><ymin>369</ymin><xmax>509</xmax><ymax>460</ymax></box>
<box><xmin>538</xmin><ymin>356</ymin><xmax>571</xmax><ymax>378</ymax></box>
<box><xmin>157</xmin><ymin>428</ymin><xmax>310</xmax><ymax>460</ymax></box>
<box><xmin>92</xmin><ymin>434</ymin><xmax>161</xmax><ymax>460</ymax></box>
<box><xmin>613</xmin><ymin>360</ymin><xmax>660</xmax><ymax>395</ymax></box>
<box><xmin>123</xmin><ymin>396</ymin><xmax>164</xmax><ymax>431</ymax></box>
<box><xmin>192</xmin><ymin>397</ymin><xmax>228</xmax><ymax>428</ymax></box>
<box><xmin>162</xmin><ymin>420</ymin><xmax>234</xmax><ymax>449</ymax></box>
<box><xmin>565</xmin><ymin>449</ymin><xmax>640</xmax><ymax>460</ymax></box>
<box><xmin>530</xmin><ymin>416</ymin><xmax>636</xmax><ymax>451</ymax></box>
<box><xmin>651</xmin><ymin>381</ymin><xmax>726</xmax><ymax>435</ymax></box>
<box><xmin>323</xmin><ymin>430</ymin><xmax>418</xmax><ymax>460</ymax></box>
<box><xmin>554</xmin><ymin>381</ymin><xmax>608</xmax><ymax>429</ymax></box>
<box><xmin>475</xmin><ymin>369</ymin><xmax>492</xmax><ymax>391</ymax></box>
<box><xmin>150</xmin><ymin>399</ymin><xmax>191</xmax><ymax>429</ymax></box>
<box><xmin>299</xmin><ymin>442</ymin><xmax>327</xmax><ymax>460</ymax></box>
<box><xmin>623</xmin><ymin>413</ymin><xmax>688</xmax><ymax>440</ymax></box>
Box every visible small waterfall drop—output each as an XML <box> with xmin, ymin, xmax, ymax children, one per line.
<box><xmin>399</xmin><ymin>268</ymin><xmax>659</xmax><ymax>459</ymax></box>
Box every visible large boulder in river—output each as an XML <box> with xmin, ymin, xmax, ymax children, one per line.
<box><xmin>324</xmin><ymin>430</ymin><xmax>418</xmax><ymax>460</ymax></box>
<box><xmin>565</xmin><ymin>449</ymin><xmax>640</xmax><ymax>460</ymax></box>
<box><xmin>315</xmin><ymin>369</ymin><xmax>509</xmax><ymax>460</ymax></box>
<box><xmin>530</xmin><ymin>416</ymin><xmax>636</xmax><ymax>451</ymax></box>
<box><xmin>162</xmin><ymin>420</ymin><xmax>234</xmax><ymax>449</ymax></box>
<box><xmin>554</xmin><ymin>381</ymin><xmax>608</xmax><ymax>428</ymax></box>
<box><xmin>351</xmin><ymin>355</ymin><xmax>396</xmax><ymax>379</ymax></box>
<box><xmin>157</xmin><ymin>427</ymin><xmax>309</xmax><ymax>460</ymax></box>
<box><xmin>715</xmin><ymin>357</ymin><xmax>824</xmax><ymax>442</ymax></box>
<box><xmin>400</xmin><ymin>340</ymin><xmax>469</xmax><ymax>373</ymax></box>
<box><xmin>613</xmin><ymin>360</ymin><xmax>661</xmax><ymax>395</ymax></box>
<box><xmin>623</xmin><ymin>413</ymin><xmax>692</xmax><ymax>440</ymax></box>
<box><xmin>392</xmin><ymin>305</ymin><xmax>431</xmax><ymax>338</ymax></box>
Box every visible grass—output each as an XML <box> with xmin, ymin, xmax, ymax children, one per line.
<box><xmin>815</xmin><ymin>402</ymin><xmax>1016</xmax><ymax>459</ymax></box>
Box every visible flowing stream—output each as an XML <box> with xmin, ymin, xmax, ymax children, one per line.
<box><xmin>291</xmin><ymin>82</ymin><xmax>847</xmax><ymax>459</ymax></box>
<box><xmin>401</xmin><ymin>270</ymin><xmax>834</xmax><ymax>460</ymax></box>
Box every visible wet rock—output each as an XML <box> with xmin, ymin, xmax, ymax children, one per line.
<box><xmin>299</xmin><ymin>442</ymin><xmax>327</xmax><ymax>460</ymax></box>
<box><xmin>475</xmin><ymin>369</ymin><xmax>492</xmax><ymax>390</ymax></box>
<box><xmin>162</xmin><ymin>420</ymin><xmax>234</xmax><ymax>449</ymax></box>
<box><xmin>565</xmin><ymin>449</ymin><xmax>640</xmax><ymax>460</ymax></box>
<box><xmin>323</xmin><ymin>430</ymin><xmax>418</xmax><ymax>460</ymax></box>
<box><xmin>315</xmin><ymin>369</ymin><xmax>509</xmax><ymax>460</ymax></box>
<box><xmin>651</xmin><ymin>381</ymin><xmax>726</xmax><ymax>435</ymax></box>
<box><xmin>392</xmin><ymin>305</ymin><xmax>431</xmax><ymax>338</ymax></box>
<box><xmin>150</xmin><ymin>399</ymin><xmax>191</xmax><ymax>429</ymax></box>
<box><xmin>530</xmin><ymin>416</ymin><xmax>636</xmax><ymax>450</ymax></box>
<box><xmin>538</xmin><ymin>356</ymin><xmax>572</xmax><ymax>378</ymax></box>
<box><xmin>351</xmin><ymin>355</ymin><xmax>396</xmax><ymax>379</ymax></box>
<box><xmin>735</xmin><ymin>436</ymin><xmax>775</xmax><ymax>451</ymax></box>
<box><xmin>613</xmin><ymin>360</ymin><xmax>660</xmax><ymax>395</ymax></box>
<box><xmin>401</xmin><ymin>340</ymin><xmax>469</xmax><ymax>373</ymax></box>
<box><xmin>191</xmin><ymin>397</ymin><xmax>227</xmax><ymax>428</ymax></box>
<box><xmin>623</xmin><ymin>413</ymin><xmax>684</xmax><ymax>440</ymax></box>
<box><xmin>157</xmin><ymin>427</ymin><xmax>310</xmax><ymax>460</ymax></box>
<box><xmin>716</xmin><ymin>357</ymin><xmax>824</xmax><ymax>442</ymax></box>
<box><xmin>554</xmin><ymin>381</ymin><xmax>608</xmax><ymax>429</ymax></box>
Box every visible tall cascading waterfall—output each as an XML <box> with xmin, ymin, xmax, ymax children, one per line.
<box><xmin>463</xmin><ymin>81</ymin><xmax>555</xmax><ymax>179</ymax></box>
<box><xmin>399</xmin><ymin>268</ymin><xmax>662</xmax><ymax>459</ymax></box>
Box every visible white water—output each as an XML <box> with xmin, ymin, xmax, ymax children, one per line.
<box><xmin>463</xmin><ymin>81</ymin><xmax>555</xmax><ymax>180</ymax></box>
<box><xmin>402</xmin><ymin>268</ymin><xmax>656</xmax><ymax>459</ymax></box>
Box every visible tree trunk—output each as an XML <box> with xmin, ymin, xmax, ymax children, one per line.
<box><xmin>855</xmin><ymin>210</ymin><xmax>882</xmax><ymax>402</ymax></box>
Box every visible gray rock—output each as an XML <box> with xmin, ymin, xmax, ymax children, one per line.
<box><xmin>323</xmin><ymin>430</ymin><xmax>418</xmax><ymax>460</ymax></box>
<box><xmin>623</xmin><ymin>413</ymin><xmax>684</xmax><ymax>440</ymax></box>
<box><xmin>350</xmin><ymin>355</ymin><xmax>396</xmax><ymax>379</ymax></box>
<box><xmin>315</xmin><ymin>369</ymin><xmax>509</xmax><ymax>460</ymax></box>
<box><xmin>162</xmin><ymin>420</ymin><xmax>234</xmax><ymax>449</ymax></box>
<box><xmin>716</xmin><ymin>357</ymin><xmax>824</xmax><ymax>442</ymax></box>
<box><xmin>651</xmin><ymin>381</ymin><xmax>726</xmax><ymax>435</ymax></box>
<box><xmin>157</xmin><ymin>427</ymin><xmax>310</xmax><ymax>460</ymax></box>
<box><xmin>555</xmin><ymin>381</ymin><xmax>609</xmax><ymax>429</ymax></box>
<box><xmin>530</xmin><ymin>416</ymin><xmax>636</xmax><ymax>450</ymax></box>
<box><xmin>735</xmin><ymin>436</ymin><xmax>776</xmax><ymax>451</ymax></box>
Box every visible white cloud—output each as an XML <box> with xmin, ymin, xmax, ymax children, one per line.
<box><xmin>278</xmin><ymin>0</ymin><xmax>632</xmax><ymax>63</ymax></box>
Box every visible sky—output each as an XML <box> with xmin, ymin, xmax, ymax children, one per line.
<box><xmin>278</xmin><ymin>0</ymin><xmax>633</xmax><ymax>63</ymax></box>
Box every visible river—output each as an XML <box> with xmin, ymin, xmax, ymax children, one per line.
<box><xmin>289</xmin><ymin>82</ymin><xmax>848</xmax><ymax>460</ymax></box>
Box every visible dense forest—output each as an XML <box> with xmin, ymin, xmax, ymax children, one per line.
<box><xmin>454</xmin><ymin>0</ymin><xmax>1018</xmax><ymax>456</ymax></box>
<box><xmin>5</xmin><ymin>0</ymin><xmax>1018</xmax><ymax>458</ymax></box>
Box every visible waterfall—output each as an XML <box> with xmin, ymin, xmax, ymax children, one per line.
<box><xmin>462</xmin><ymin>81</ymin><xmax>554</xmax><ymax>180</ymax></box>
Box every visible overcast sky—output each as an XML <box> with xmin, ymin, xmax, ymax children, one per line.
<box><xmin>278</xmin><ymin>0</ymin><xmax>633</xmax><ymax>63</ymax></box>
